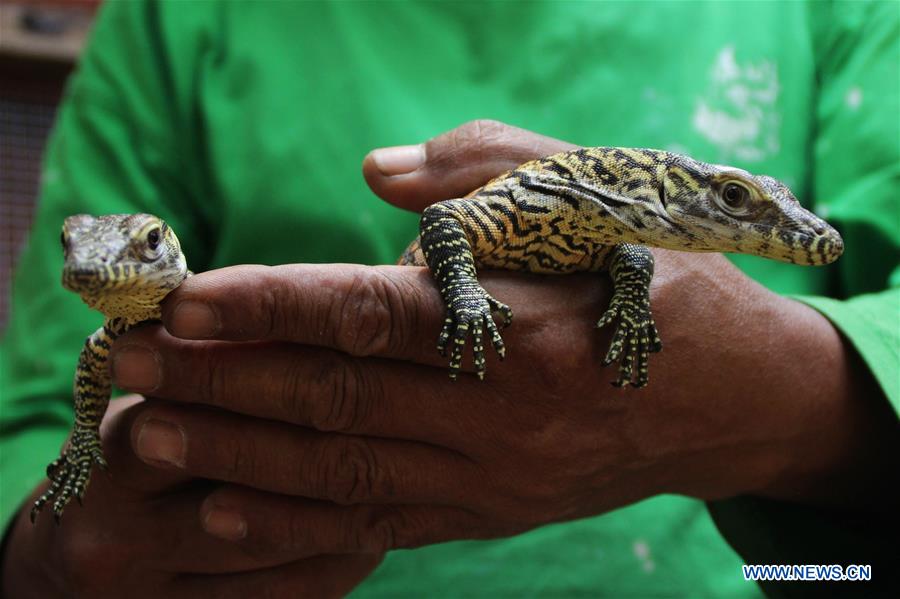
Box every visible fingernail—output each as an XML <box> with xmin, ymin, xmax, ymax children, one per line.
<box><xmin>371</xmin><ymin>144</ymin><xmax>425</xmax><ymax>176</ymax></box>
<box><xmin>136</xmin><ymin>419</ymin><xmax>186</xmax><ymax>468</ymax></box>
<box><xmin>170</xmin><ymin>301</ymin><xmax>219</xmax><ymax>338</ymax></box>
<box><xmin>112</xmin><ymin>345</ymin><xmax>161</xmax><ymax>392</ymax></box>
<box><xmin>203</xmin><ymin>507</ymin><xmax>247</xmax><ymax>541</ymax></box>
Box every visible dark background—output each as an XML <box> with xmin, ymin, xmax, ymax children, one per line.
<box><xmin>0</xmin><ymin>1</ymin><xmax>97</xmax><ymax>330</ymax></box>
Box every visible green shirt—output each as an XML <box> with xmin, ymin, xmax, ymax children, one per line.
<box><xmin>2</xmin><ymin>1</ymin><xmax>897</xmax><ymax>596</ymax></box>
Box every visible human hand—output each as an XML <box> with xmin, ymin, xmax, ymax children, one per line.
<box><xmin>92</xmin><ymin>121</ymin><xmax>892</xmax><ymax>563</ymax></box>
<box><xmin>0</xmin><ymin>395</ymin><xmax>382</xmax><ymax>599</ymax></box>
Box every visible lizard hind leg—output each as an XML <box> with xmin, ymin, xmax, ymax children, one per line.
<box><xmin>596</xmin><ymin>243</ymin><xmax>662</xmax><ymax>388</ymax></box>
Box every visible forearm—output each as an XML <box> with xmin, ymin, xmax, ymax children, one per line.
<box><xmin>752</xmin><ymin>295</ymin><xmax>898</xmax><ymax>511</ymax></box>
<box><xmin>637</xmin><ymin>252</ymin><xmax>897</xmax><ymax>513</ymax></box>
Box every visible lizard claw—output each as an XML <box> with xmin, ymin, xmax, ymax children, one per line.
<box><xmin>32</xmin><ymin>427</ymin><xmax>106</xmax><ymax>524</ymax></box>
<box><xmin>440</xmin><ymin>286</ymin><xmax>511</xmax><ymax>379</ymax></box>
<box><xmin>597</xmin><ymin>286</ymin><xmax>661</xmax><ymax>388</ymax></box>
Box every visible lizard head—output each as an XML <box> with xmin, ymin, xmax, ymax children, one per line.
<box><xmin>657</xmin><ymin>158</ymin><xmax>843</xmax><ymax>265</ymax></box>
<box><xmin>61</xmin><ymin>214</ymin><xmax>189</xmax><ymax>320</ymax></box>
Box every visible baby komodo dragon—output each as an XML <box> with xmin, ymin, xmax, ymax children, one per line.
<box><xmin>31</xmin><ymin>214</ymin><xmax>189</xmax><ymax>523</ymax></box>
<box><xmin>401</xmin><ymin>147</ymin><xmax>843</xmax><ymax>385</ymax></box>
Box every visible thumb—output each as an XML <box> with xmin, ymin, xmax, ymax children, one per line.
<box><xmin>363</xmin><ymin>119</ymin><xmax>577</xmax><ymax>212</ymax></box>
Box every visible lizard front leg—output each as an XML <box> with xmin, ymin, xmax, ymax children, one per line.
<box><xmin>31</xmin><ymin>322</ymin><xmax>121</xmax><ymax>523</ymax></box>
<box><xmin>420</xmin><ymin>200</ymin><xmax>512</xmax><ymax>380</ymax></box>
<box><xmin>596</xmin><ymin>244</ymin><xmax>662</xmax><ymax>388</ymax></box>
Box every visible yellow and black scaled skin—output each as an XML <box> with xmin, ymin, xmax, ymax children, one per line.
<box><xmin>31</xmin><ymin>214</ymin><xmax>189</xmax><ymax>523</ymax></box>
<box><xmin>401</xmin><ymin>147</ymin><xmax>844</xmax><ymax>386</ymax></box>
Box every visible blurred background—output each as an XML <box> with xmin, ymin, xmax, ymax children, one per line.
<box><xmin>0</xmin><ymin>0</ymin><xmax>97</xmax><ymax>329</ymax></box>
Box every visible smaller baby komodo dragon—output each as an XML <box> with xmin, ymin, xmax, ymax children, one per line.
<box><xmin>400</xmin><ymin>147</ymin><xmax>843</xmax><ymax>384</ymax></box>
<box><xmin>32</xmin><ymin>214</ymin><xmax>189</xmax><ymax>523</ymax></box>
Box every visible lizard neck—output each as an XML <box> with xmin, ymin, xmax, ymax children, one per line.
<box><xmin>520</xmin><ymin>147</ymin><xmax>679</xmax><ymax>249</ymax></box>
<box><xmin>103</xmin><ymin>316</ymin><xmax>138</xmax><ymax>341</ymax></box>
<box><xmin>102</xmin><ymin>314</ymin><xmax>151</xmax><ymax>338</ymax></box>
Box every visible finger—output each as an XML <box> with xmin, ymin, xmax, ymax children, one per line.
<box><xmin>126</xmin><ymin>270</ymin><xmax>611</xmax><ymax>439</ymax></box>
<box><xmin>127</xmin><ymin>400</ymin><xmax>476</xmax><ymax>505</ymax></box>
<box><xmin>31</xmin><ymin>395</ymin><xmax>302</xmax><ymax>579</ymax></box>
<box><xmin>173</xmin><ymin>553</ymin><xmax>383</xmax><ymax>599</ymax></box>
<box><xmin>199</xmin><ymin>485</ymin><xmax>496</xmax><ymax>557</ymax></box>
<box><xmin>363</xmin><ymin>119</ymin><xmax>576</xmax><ymax>212</ymax></box>
<box><xmin>147</xmin><ymin>483</ymin><xmax>367</xmax><ymax>575</ymax></box>
<box><xmin>160</xmin><ymin>263</ymin><xmax>444</xmax><ymax>359</ymax></box>
<box><xmin>83</xmin><ymin>393</ymin><xmax>193</xmax><ymax>495</ymax></box>
<box><xmin>159</xmin><ymin>262</ymin><xmax>518</xmax><ymax>378</ymax></box>
<box><xmin>31</xmin><ymin>468</ymin><xmax>300</xmax><ymax>579</ymax></box>
<box><xmin>112</xmin><ymin>326</ymin><xmax>494</xmax><ymax>444</ymax></box>
<box><xmin>159</xmin><ymin>262</ymin><xmax>606</xmax><ymax>370</ymax></box>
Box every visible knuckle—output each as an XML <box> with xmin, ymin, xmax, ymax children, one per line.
<box><xmin>242</xmin><ymin>513</ymin><xmax>300</xmax><ymax>561</ymax></box>
<box><xmin>331</xmin><ymin>269</ymin><xmax>416</xmax><ymax>358</ymax></box>
<box><xmin>258</xmin><ymin>265</ymin><xmax>308</xmax><ymax>341</ymax></box>
<box><xmin>364</xmin><ymin>507</ymin><xmax>402</xmax><ymax>552</ymax></box>
<box><xmin>308</xmin><ymin>352</ymin><xmax>376</xmax><ymax>433</ymax></box>
<box><xmin>219</xmin><ymin>433</ymin><xmax>258</xmax><ymax>481</ymax></box>
<box><xmin>438</xmin><ymin>119</ymin><xmax>513</xmax><ymax>166</ymax></box>
<box><xmin>333</xmin><ymin>270</ymin><xmax>393</xmax><ymax>356</ymax></box>
<box><xmin>361</xmin><ymin>507</ymin><xmax>436</xmax><ymax>551</ymax></box>
<box><xmin>316</xmin><ymin>437</ymin><xmax>385</xmax><ymax>504</ymax></box>
<box><xmin>456</xmin><ymin>119</ymin><xmax>512</xmax><ymax>146</ymax></box>
<box><xmin>199</xmin><ymin>346</ymin><xmax>229</xmax><ymax>406</ymax></box>
<box><xmin>266</xmin><ymin>266</ymin><xmax>308</xmax><ymax>339</ymax></box>
<box><xmin>277</xmin><ymin>358</ymin><xmax>307</xmax><ymax>424</ymax></box>
<box><xmin>249</xmin><ymin>268</ymin><xmax>285</xmax><ymax>339</ymax></box>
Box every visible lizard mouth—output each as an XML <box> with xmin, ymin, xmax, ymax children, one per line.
<box><xmin>63</xmin><ymin>264</ymin><xmax>110</xmax><ymax>293</ymax></box>
<box><xmin>63</xmin><ymin>260</ymin><xmax>189</xmax><ymax>298</ymax></box>
<box><xmin>772</xmin><ymin>229</ymin><xmax>843</xmax><ymax>266</ymax></box>
<box><xmin>808</xmin><ymin>231</ymin><xmax>844</xmax><ymax>265</ymax></box>
<box><xmin>62</xmin><ymin>262</ymin><xmax>148</xmax><ymax>294</ymax></box>
<box><xmin>792</xmin><ymin>215</ymin><xmax>843</xmax><ymax>265</ymax></box>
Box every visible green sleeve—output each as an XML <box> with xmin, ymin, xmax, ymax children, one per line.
<box><xmin>708</xmin><ymin>2</ymin><xmax>899</xmax><ymax>596</ymax></box>
<box><xmin>801</xmin><ymin>292</ymin><xmax>899</xmax><ymax>406</ymax></box>
<box><xmin>800</xmin><ymin>0</ymin><xmax>900</xmax><ymax>410</ymax></box>
<box><xmin>0</xmin><ymin>0</ymin><xmax>208</xmax><ymax>533</ymax></box>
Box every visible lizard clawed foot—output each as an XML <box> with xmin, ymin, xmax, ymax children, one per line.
<box><xmin>437</xmin><ymin>286</ymin><xmax>512</xmax><ymax>380</ymax></box>
<box><xmin>31</xmin><ymin>428</ymin><xmax>106</xmax><ymax>524</ymax></box>
<box><xmin>596</xmin><ymin>288</ymin><xmax>662</xmax><ymax>388</ymax></box>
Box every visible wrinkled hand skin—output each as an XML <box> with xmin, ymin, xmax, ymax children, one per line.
<box><xmin>3</xmin><ymin>122</ymin><xmax>896</xmax><ymax>597</ymax></box>
<box><xmin>1</xmin><ymin>395</ymin><xmax>382</xmax><ymax>599</ymax></box>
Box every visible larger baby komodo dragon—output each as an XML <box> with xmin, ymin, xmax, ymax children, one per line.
<box><xmin>31</xmin><ymin>214</ymin><xmax>189</xmax><ymax>523</ymax></box>
<box><xmin>400</xmin><ymin>147</ymin><xmax>843</xmax><ymax>385</ymax></box>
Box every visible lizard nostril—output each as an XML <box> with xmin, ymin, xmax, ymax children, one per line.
<box><xmin>812</xmin><ymin>222</ymin><xmax>825</xmax><ymax>235</ymax></box>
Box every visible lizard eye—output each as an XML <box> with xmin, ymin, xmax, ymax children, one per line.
<box><xmin>140</xmin><ymin>226</ymin><xmax>164</xmax><ymax>261</ymax></box>
<box><xmin>147</xmin><ymin>228</ymin><xmax>161</xmax><ymax>250</ymax></box>
<box><xmin>718</xmin><ymin>182</ymin><xmax>751</xmax><ymax>215</ymax></box>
